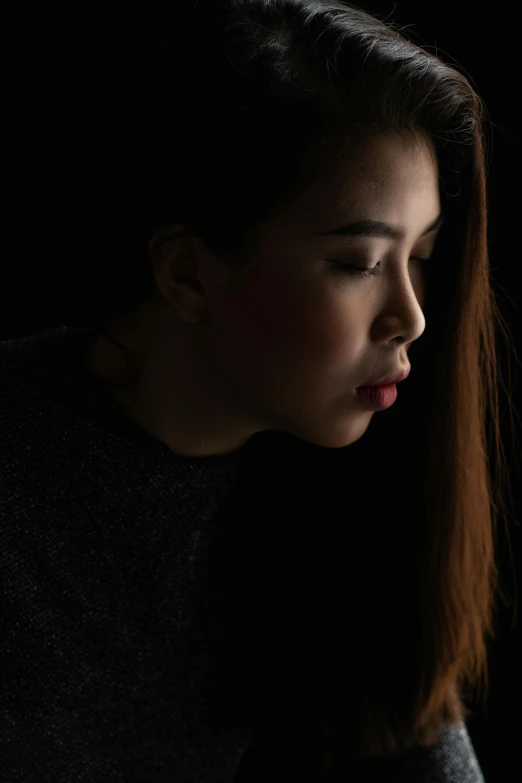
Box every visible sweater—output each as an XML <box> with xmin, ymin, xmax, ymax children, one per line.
<box><xmin>0</xmin><ymin>324</ymin><xmax>486</xmax><ymax>782</ymax></box>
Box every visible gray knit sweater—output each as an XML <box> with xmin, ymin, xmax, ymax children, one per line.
<box><xmin>0</xmin><ymin>325</ymin><xmax>486</xmax><ymax>782</ymax></box>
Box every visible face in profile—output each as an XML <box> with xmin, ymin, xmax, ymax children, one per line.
<box><xmin>87</xmin><ymin>132</ymin><xmax>443</xmax><ymax>458</ymax></box>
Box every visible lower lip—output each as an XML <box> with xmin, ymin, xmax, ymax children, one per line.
<box><xmin>355</xmin><ymin>383</ymin><xmax>398</xmax><ymax>410</ymax></box>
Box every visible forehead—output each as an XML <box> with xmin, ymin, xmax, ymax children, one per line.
<box><xmin>279</xmin><ymin>133</ymin><xmax>441</xmax><ymax>233</ymax></box>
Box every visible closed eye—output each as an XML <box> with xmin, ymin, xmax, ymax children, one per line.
<box><xmin>326</xmin><ymin>256</ymin><xmax>434</xmax><ymax>278</ymax></box>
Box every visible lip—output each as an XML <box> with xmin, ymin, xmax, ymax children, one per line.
<box><xmin>358</xmin><ymin>366</ymin><xmax>411</xmax><ymax>387</ymax></box>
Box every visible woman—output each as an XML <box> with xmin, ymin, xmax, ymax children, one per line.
<box><xmin>1</xmin><ymin>1</ymin><xmax>518</xmax><ymax>781</ymax></box>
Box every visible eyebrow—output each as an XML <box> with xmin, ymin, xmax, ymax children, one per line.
<box><xmin>314</xmin><ymin>211</ymin><xmax>445</xmax><ymax>240</ymax></box>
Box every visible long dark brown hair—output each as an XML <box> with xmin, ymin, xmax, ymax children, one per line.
<box><xmin>82</xmin><ymin>1</ymin><xmax>520</xmax><ymax>776</ymax></box>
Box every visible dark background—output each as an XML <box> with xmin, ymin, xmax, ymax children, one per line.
<box><xmin>2</xmin><ymin>3</ymin><xmax>520</xmax><ymax>781</ymax></box>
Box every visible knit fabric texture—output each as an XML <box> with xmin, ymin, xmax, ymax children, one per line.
<box><xmin>0</xmin><ymin>325</ymin><xmax>485</xmax><ymax>782</ymax></box>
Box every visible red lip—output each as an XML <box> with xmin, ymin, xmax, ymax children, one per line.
<box><xmin>358</xmin><ymin>366</ymin><xmax>411</xmax><ymax>387</ymax></box>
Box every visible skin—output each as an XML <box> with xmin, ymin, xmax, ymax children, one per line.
<box><xmin>83</xmin><ymin>132</ymin><xmax>442</xmax><ymax>457</ymax></box>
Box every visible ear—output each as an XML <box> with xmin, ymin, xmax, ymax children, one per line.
<box><xmin>147</xmin><ymin>224</ymin><xmax>194</xmax><ymax>260</ymax></box>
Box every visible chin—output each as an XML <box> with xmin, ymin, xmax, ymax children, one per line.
<box><xmin>284</xmin><ymin>412</ymin><xmax>373</xmax><ymax>451</ymax></box>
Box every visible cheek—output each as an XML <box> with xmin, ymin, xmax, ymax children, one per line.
<box><xmin>220</xmin><ymin>284</ymin><xmax>304</xmax><ymax>373</ymax></box>
<box><xmin>221</xmin><ymin>275</ymin><xmax>362</xmax><ymax>375</ymax></box>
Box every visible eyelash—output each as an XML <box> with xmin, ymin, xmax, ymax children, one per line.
<box><xmin>327</xmin><ymin>257</ymin><xmax>433</xmax><ymax>278</ymax></box>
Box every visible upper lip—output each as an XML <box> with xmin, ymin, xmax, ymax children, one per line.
<box><xmin>359</xmin><ymin>366</ymin><xmax>411</xmax><ymax>387</ymax></box>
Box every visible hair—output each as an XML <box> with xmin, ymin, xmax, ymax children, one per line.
<box><xmin>81</xmin><ymin>1</ymin><xmax>520</xmax><ymax>777</ymax></box>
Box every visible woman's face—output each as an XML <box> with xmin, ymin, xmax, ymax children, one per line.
<box><xmin>100</xmin><ymin>132</ymin><xmax>443</xmax><ymax>457</ymax></box>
